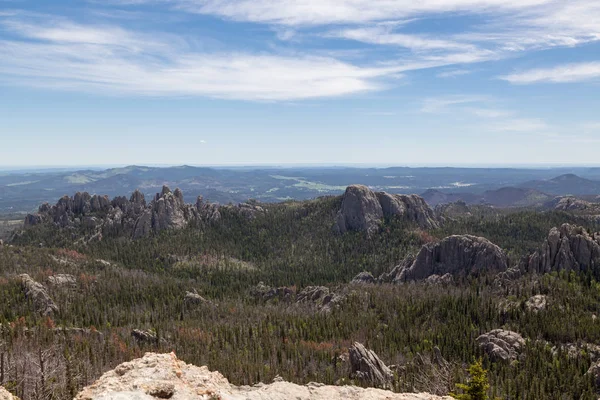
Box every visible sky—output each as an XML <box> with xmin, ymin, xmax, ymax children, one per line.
<box><xmin>1</xmin><ymin>0</ymin><xmax>600</xmax><ymax>166</ymax></box>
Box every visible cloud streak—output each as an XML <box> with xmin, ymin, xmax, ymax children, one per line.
<box><xmin>500</xmin><ymin>62</ymin><xmax>600</xmax><ymax>84</ymax></box>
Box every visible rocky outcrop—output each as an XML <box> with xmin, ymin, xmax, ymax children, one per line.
<box><xmin>551</xmin><ymin>197</ymin><xmax>593</xmax><ymax>211</ymax></box>
<box><xmin>336</xmin><ymin>185</ymin><xmax>384</xmax><ymax>235</ymax></box>
<box><xmin>476</xmin><ymin>329</ymin><xmax>525</xmax><ymax>362</ymax></box>
<box><xmin>184</xmin><ymin>289</ymin><xmax>210</xmax><ymax>305</ymax></box>
<box><xmin>0</xmin><ymin>387</ymin><xmax>17</xmax><ymax>400</ymax></box>
<box><xmin>131</xmin><ymin>329</ymin><xmax>160</xmax><ymax>345</ymax></box>
<box><xmin>351</xmin><ymin>271</ymin><xmax>376</xmax><ymax>284</ymax></box>
<box><xmin>335</xmin><ymin>185</ymin><xmax>439</xmax><ymax>235</ymax></box>
<box><xmin>19</xmin><ymin>274</ymin><xmax>58</xmax><ymax>316</ymax></box>
<box><xmin>349</xmin><ymin>342</ymin><xmax>393</xmax><ymax>389</ymax></box>
<box><xmin>251</xmin><ymin>282</ymin><xmax>294</xmax><ymax>303</ymax></box>
<box><xmin>376</xmin><ymin>192</ymin><xmax>440</xmax><ymax>230</ymax></box>
<box><xmin>526</xmin><ymin>224</ymin><xmax>600</xmax><ymax>273</ymax></box>
<box><xmin>424</xmin><ymin>273</ymin><xmax>453</xmax><ymax>285</ymax></box>
<box><xmin>47</xmin><ymin>274</ymin><xmax>77</xmax><ymax>287</ymax></box>
<box><xmin>386</xmin><ymin>235</ymin><xmax>508</xmax><ymax>282</ymax></box>
<box><xmin>296</xmin><ymin>286</ymin><xmax>345</xmax><ymax>313</ymax></box>
<box><xmin>552</xmin><ymin>342</ymin><xmax>600</xmax><ymax>362</ymax></box>
<box><xmin>76</xmin><ymin>353</ymin><xmax>449</xmax><ymax>400</ymax></box>
<box><xmin>525</xmin><ymin>294</ymin><xmax>547</xmax><ymax>312</ymax></box>
<box><xmin>24</xmin><ymin>187</ymin><xmax>223</xmax><ymax>240</ymax></box>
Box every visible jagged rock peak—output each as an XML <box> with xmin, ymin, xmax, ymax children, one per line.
<box><xmin>349</xmin><ymin>342</ymin><xmax>394</xmax><ymax>389</ymax></box>
<box><xmin>526</xmin><ymin>223</ymin><xmax>600</xmax><ymax>273</ymax></box>
<box><xmin>384</xmin><ymin>235</ymin><xmax>507</xmax><ymax>282</ymax></box>
<box><xmin>24</xmin><ymin>187</ymin><xmax>223</xmax><ymax>240</ymax></box>
<box><xmin>75</xmin><ymin>353</ymin><xmax>450</xmax><ymax>400</ymax></box>
<box><xmin>335</xmin><ymin>185</ymin><xmax>439</xmax><ymax>235</ymax></box>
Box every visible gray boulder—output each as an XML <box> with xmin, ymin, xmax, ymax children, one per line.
<box><xmin>476</xmin><ymin>329</ymin><xmax>525</xmax><ymax>362</ymax></box>
<box><xmin>351</xmin><ymin>271</ymin><xmax>376</xmax><ymax>284</ymax></box>
<box><xmin>19</xmin><ymin>274</ymin><xmax>58</xmax><ymax>316</ymax></box>
<box><xmin>525</xmin><ymin>294</ymin><xmax>547</xmax><ymax>312</ymax></box>
<box><xmin>349</xmin><ymin>342</ymin><xmax>393</xmax><ymax>389</ymax></box>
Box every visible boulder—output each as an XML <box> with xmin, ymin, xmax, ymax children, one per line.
<box><xmin>18</xmin><ymin>274</ymin><xmax>58</xmax><ymax>316</ymax></box>
<box><xmin>184</xmin><ymin>289</ymin><xmax>210</xmax><ymax>305</ymax></box>
<box><xmin>525</xmin><ymin>294</ymin><xmax>547</xmax><ymax>312</ymax></box>
<box><xmin>131</xmin><ymin>329</ymin><xmax>159</xmax><ymax>345</ymax></box>
<box><xmin>389</xmin><ymin>235</ymin><xmax>507</xmax><ymax>282</ymax></box>
<box><xmin>351</xmin><ymin>271</ymin><xmax>376</xmax><ymax>284</ymax></box>
<box><xmin>476</xmin><ymin>329</ymin><xmax>525</xmax><ymax>362</ymax></box>
<box><xmin>47</xmin><ymin>274</ymin><xmax>77</xmax><ymax>287</ymax></box>
<box><xmin>349</xmin><ymin>342</ymin><xmax>394</xmax><ymax>389</ymax></box>
<box><xmin>75</xmin><ymin>352</ymin><xmax>451</xmax><ymax>400</ymax></box>
<box><xmin>527</xmin><ymin>224</ymin><xmax>600</xmax><ymax>273</ymax></box>
<box><xmin>588</xmin><ymin>361</ymin><xmax>600</xmax><ymax>387</ymax></box>
<box><xmin>0</xmin><ymin>387</ymin><xmax>17</xmax><ymax>400</ymax></box>
<box><xmin>424</xmin><ymin>273</ymin><xmax>453</xmax><ymax>285</ymax></box>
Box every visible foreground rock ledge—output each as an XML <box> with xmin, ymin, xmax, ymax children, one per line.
<box><xmin>76</xmin><ymin>353</ymin><xmax>451</xmax><ymax>400</ymax></box>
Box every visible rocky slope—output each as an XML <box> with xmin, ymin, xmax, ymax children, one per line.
<box><xmin>76</xmin><ymin>352</ymin><xmax>451</xmax><ymax>400</ymax></box>
<box><xmin>336</xmin><ymin>185</ymin><xmax>439</xmax><ymax>235</ymax></box>
<box><xmin>526</xmin><ymin>224</ymin><xmax>600</xmax><ymax>273</ymax></box>
<box><xmin>23</xmin><ymin>186</ymin><xmax>223</xmax><ymax>240</ymax></box>
<box><xmin>381</xmin><ymin>235</ymin><xmax>508</xmax><ymax>282</ymax></box>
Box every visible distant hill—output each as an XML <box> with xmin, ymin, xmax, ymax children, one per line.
<box><xmin>422</xmin><ymin>187</ymin><xmax>551</xmax><ymax>208</ymax></box>
<box><xmin>481</xmin><ymin>187</ymin><xmax>552</xmax><ymax>207</ymax></box>
<box><xmin>519</xmin><ymin>174</ymin><xmax>600</xmax><ymax>195</ymax></box>
<box><xmin>3</xmin><ymin>165</ymin><xmax>600</xmax><ymax>214</ymax></box>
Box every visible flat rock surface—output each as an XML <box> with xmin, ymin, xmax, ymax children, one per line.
<box><xmin>76</xmin><ymin>353</ymin><xmax>452</xmax><ymax>400</ymax></box>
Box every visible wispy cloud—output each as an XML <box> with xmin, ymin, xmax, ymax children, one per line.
<box><xmin>500</xmin><ymin>62</ymin><xmax>600</xmax><ymax>84</ymax></box>
<box><xmin>489</xmin><ymin>118</ymin><xmax>550</xmax><ymax>132</ymax></box>
<box><xmin>166</xmin><ymin>0</ymin><xmax>554</xmax><ymax>26</ymax></box>
<box><xmin>437</xmin><ymin>69</ymin><xmax>472</xmax><ymax>78</ymax></box>
<box><xmin>0</xmin><ymin>16</ymin><xmax>407</xmax><ymax>101</ymax></box>
<box><xmin>420</xmin><ymin>95</ymin><xmax>489</xmax><ymax>113</ymax></box>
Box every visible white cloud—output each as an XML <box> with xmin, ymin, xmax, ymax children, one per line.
<box><xmin>500</xmin><ymin>62</ymin><xmax>600</xmax><ymax>84</ymax></box>
<box><xmin>329</xmin><ymin>27</ymin><xmax>475</xmax><ymax>52</ymax></box>
<box><xmin>0</xmin><ymin>18</ymin><xmax>406</xmax><ymax>101</ymax></box>
<box><xmin>171</xmin><ymin>0</ymin><xmax>552</xmax><ymax>26</ymax></box>
<box><xmin>437</xmin><ymin>69</ymin><xmax>472</xmax><ymax>78</ymax></box>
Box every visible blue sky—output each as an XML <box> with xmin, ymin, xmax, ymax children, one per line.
<box><xmin>1</xmin><ymin>0</ymin><xmax>600</xmax><ymax>166</ymax></box>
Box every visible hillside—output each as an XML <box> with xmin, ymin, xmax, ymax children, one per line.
<box><xmin>520</xmin><ymin>174</ymin><xmax>600</xmax><ymax>195</ymax></box>
<box><xmin>2</xmin><ymin>185</ymin><xmax>600</xmax><ymax>399</ymax></box>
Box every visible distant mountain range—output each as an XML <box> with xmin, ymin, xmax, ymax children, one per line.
<box><xmin>1</xmin><ymin>165</ymin><xmax>600</xmax><ymax>213</ymax></box>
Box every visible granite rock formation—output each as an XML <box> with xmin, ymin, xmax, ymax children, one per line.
<box><xmin>526</xmin><ymin>224</ymin><xmax>600</xmax><ymax>273</ymax></box>
<box><xmin>19</xmin><ymin>274</ymin><xmax>58</xmax><ymax>316</ymax></box>
<box><xmin>335</xmin><ymin>185</ymin><xmax>439</xmax><ymax>235</ymax></box>
<box><xmin>23</xmin><ymin>187</ymin><xmax>222</xmax><ymax>240</ymax></box>
<box><xmin>75</xmin><ymin>353</ymin><xmax>451</xmax><ymax>400</ymax></box>
<box><xmin>476</xmin><ymin>329</ymin><xmax>525</xmax><ymax>362</ymax></box>
<box><xmin>385</xmin><ymin>235</ymin><xmax>508</xmax><ymax>282</ymax></box>
<box><xmin>349</xmin><ymin>342</ymin><xmax>394</xmax><ymax>389</ymax></box>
